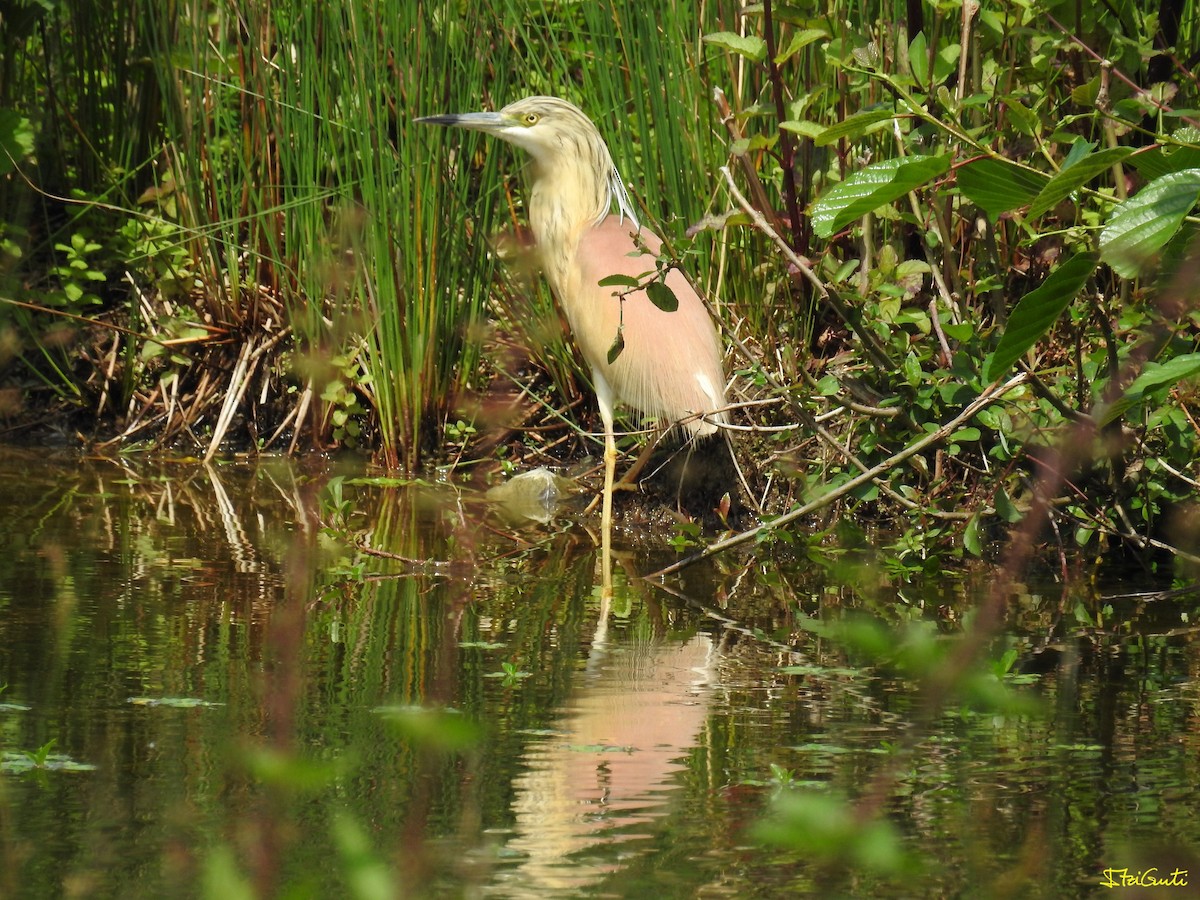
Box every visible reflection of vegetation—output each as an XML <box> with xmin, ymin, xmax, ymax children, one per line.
<box><xmin>1</xmin><ymin>739</ymin><xmax>97</xmax><ymax>773</ymax></box>
<box><xmin>488</xmin><ymin>661</ymin><xmax>533</xmax><ymax>687</ymax></box>
<box><xmin>127</xmin><ymin>697</ymin><xmax>225</xmax><ymax>709</ymax></box>
<box><xmin>756</xmin><ymin>788</ymin><xmax>915</xmax><ymax>877</ymax></box>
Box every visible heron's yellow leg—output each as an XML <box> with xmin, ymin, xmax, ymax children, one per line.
<box><xmin>596</xmin><ymin>384</ymin><xmax>616</xmax><ymax>599</ymax></box>
<box><xmin>601</xmin><ymin>422</ymin><xmax>615</xmax><ymax>598</ymax></box>
<box><xmin>582</xmin><ymin>429</ymin><xmax>661</xmax><ymax>516</ymax></box>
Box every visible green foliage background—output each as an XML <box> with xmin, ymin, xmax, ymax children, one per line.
<box><xmin>1</xmin><ymin>0</ymin><xmax>1199</xmax><ymax>561</ymax></box>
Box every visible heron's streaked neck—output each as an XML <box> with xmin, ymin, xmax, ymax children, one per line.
<box><xmin>527</xmin><ymin>156</ymin><xmax>612</xmax><ymax>256</ymax></box>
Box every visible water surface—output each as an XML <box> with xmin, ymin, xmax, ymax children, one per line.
<box><xmin>1</xmin><ymin>449</ymin><xmax>1198</xmax><ymax>897</ymax></box>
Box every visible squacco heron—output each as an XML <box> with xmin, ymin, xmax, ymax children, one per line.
<box><xmin>417</xmin><ymin>96</ymin><xmax>727</xmax><ymax>541</ymax></box>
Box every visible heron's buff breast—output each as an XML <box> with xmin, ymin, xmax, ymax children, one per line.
<box><xmin>545</xmin><ymin>216</ymin><xmax>726</xmax><ymax>437</ymax></box>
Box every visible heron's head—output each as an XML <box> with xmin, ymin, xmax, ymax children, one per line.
<box><xmin>417</xmin><ymin>96</ymin><xmax>598</xmax><ymax>164</ymax></box>
<box><xmin>417</xmin><ymin>96</ymin><xmax>639</xmax><ymax>230</ymax></box>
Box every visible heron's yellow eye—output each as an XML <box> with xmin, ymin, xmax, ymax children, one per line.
<box><xmin>523</xmin><ymin>112</ymin><xmax>540</xmax><ymax>126</ymax></box>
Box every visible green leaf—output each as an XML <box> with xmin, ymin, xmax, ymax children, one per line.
<box><xmin>730</xmin><ymin>134</ymin><xmax>778</xmax><ymax>155</ymax></box>
<box><xmin>813</xmin><ymin>108</ymin><xmax>897</xmax><ymax>147</ymax></box>
<box><xmin>774</xmin><ymin>27</ymin><xmax>828</xmax><ymax>64</ymax></box>
<box><xmin>942</xmin><ymin>322</ymin><xmax>973</xmax><ymax>341</ymax></box>
<box><xmin>779</xmin><ymin>120</ymin><xmax>826</xmax><ymax>139</ymax></box>
<box><xmin>816</xmin><ymin>374</ymin><xmax>840</xmax><ymax>395</ymax></box>
<box><xmin>1071</xmin><ymin>76</ymin><xmax>1100</xmax><ymax>107</ymax></box>
<box><xmin>645</xmin><ymin>281</ymin><xmax>679</xmax><ymax>312</ymax></box>
<box><xmin>1003</xmin><ymin>96</ymin><xmax>1039</xmax><ymax>137</ymax></box>
<box><xmin>908</xmin><ymin>32</ymin><xmax>928</xmax><ymax>87</ymax></box>
<box><xmin>1129</xmin><ymin>128</ymin><xmax>1200</xmax><ymax>180</ymax></box>
<box><xmin>1099</xmin><ymin>169</ymin><xmax>1200</xmax><ymax>279</ymax></box>
<box><xmin>810</xmin><ymin>154</ymin><xmax>951</xmax><ymax>239</ymax></box>
<box><xmin>1060</xmin><ymin>139</ymin><xmax>1097</xmax><ymax>170</ymax></box>
<box><xmin>1026</xmin><ymin>146</ymin><xmax>1134</xmax><ymax>220</ymax></box>
<box><xmin>606</xmin><ymin>329</ymin><xmax>625</xmax><ymax>365</ymax></box>
<box><xmin>1097</xmin><ymin>352</ymin><xmax>1200</xmax><ymax>426</ymax></box>
<box><xmin>995</xmin><ymin>486</ymin><xmax>1022</xmax><ymax>523</ymax></box>
<box><xmin>0</xmin><ymin>109</ymin><xmax>35</xmax><ymax>176</ymax></box>
<box><xmin>983</xmin><ymin>252</ymin><xmax>1098</xmax><ymax>383</ymax></box>
<box><xmin>703</xmin><ymin>31</ymin><xmax>767</xmax><ymax>62</ymax></box>
<box><xmin>964</xmin><ymin>513</ymin><xmax>983</xmax><ymax>557</ymax></box>
<box><xmin>957</xmin><ymin>158</ymin><xmax>1046</xmax><ymax>220</ymax></box>
<box><xmin>932</xmin><ymin>44</ymin><xmax>961</xmax><ymax>85</ymax></box>
<box><xmin>1125</xmin><ymin>352</ymin><xmax>1200</xmax><ymax>395</ymax></box>
<box><xmin>597</xmin><ymin>273</ymin><xmax>640</xmax><ymax>288</ymax></box>
<box><xmin>1129</xmin><ymin>145</ymin><xmax>1200</xmax><ymax>180</ymax></box>
<box><xmin>902</xmin><ymin>351</ymin><xmax>922</xmax><ymax>386</ymax></box>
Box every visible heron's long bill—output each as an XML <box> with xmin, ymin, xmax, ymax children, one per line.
<box><xmin>415</xmin><ymin>111</ymin><xmax>507</xmax><ymax>132</ymax></box>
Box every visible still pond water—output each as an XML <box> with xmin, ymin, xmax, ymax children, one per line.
<box><xmin>1</xmin><ymin>448</ymin><xmax>1198</xmax><ymax>898</ymax></box>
